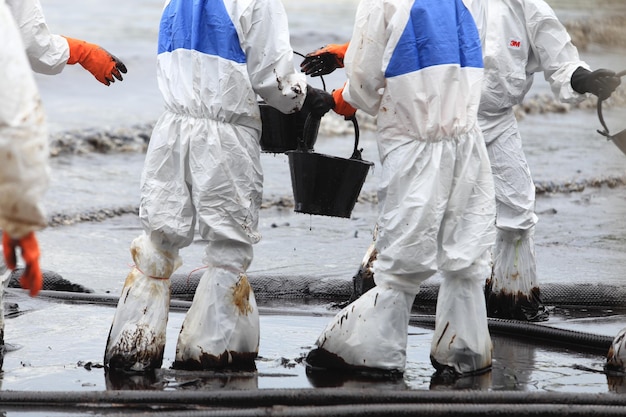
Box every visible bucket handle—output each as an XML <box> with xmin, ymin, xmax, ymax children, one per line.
<box><xmin>596</xmin><ymin>69</ymin><xmax>626</xmax><ymax>139</ymax></box>
<box><xmin>294</xmin><ymin>51</ymin><xmax>326</xmax><ymax>92</ymax></box>
<box><xmin>347</xmin><ymin>115</ymin><xmax>364</xmax><ymax>161</ymax></box>
<box><xmin>297</xmin><ymin>113</ymin><xmax>364</xmax><ymax>161</ymax></box>
<box><xmin>297</xmin><ymin>113</ymin><xmax>321</xmax><ymax>151</ymax></box>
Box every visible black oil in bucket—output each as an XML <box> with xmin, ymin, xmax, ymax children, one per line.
<box><xmin>286</xmin><ymin>115</ymin><xmax>373</xmax><ymax>218</ymax></box>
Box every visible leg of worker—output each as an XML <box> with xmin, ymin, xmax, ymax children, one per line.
<box><xmin>104</xmin><ymin>112</ymin><xmax>190</xmax><ymax>372</ymax></box>
<box><xmin>431</xmin><ymin>253</ymin><xmax>493</xmax><ymax>375</ymax></box>
<box><xmin>482</xmin><ymin>113</ymin><xmax>547</xmax><ymax>321</ymax></box>
<box><xmin>429</xmin><ymin>127</ymin><xmax>496</xmax><ymax>375</ymax></box>
<box><xmin>103</xmin><ymin>235</ymin><xmax>182</xmax><ymax>372</ymax></box>
<box><xmin>174</xmin><ymin>123</ymin><xmax>262</xmax><ymax>370</ymax></box>
<box><xmin>306</xmin><ymin>139</ymin><xmax>460</xmax><ymax>374</ymax></box>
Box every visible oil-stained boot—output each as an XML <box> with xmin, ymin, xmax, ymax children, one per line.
<box><xmin>173</xmin><ymin>267</ymin><xmax>259</xmax><ymax>371</ymax></box>
<box><xmin>104</xmin><ymin>234</ymin><xmax>181</xmax><ymax>372</ymax></box>
<box><xmin>485</xmin><ymin>227</ymin><xmax>549</xmax><ymax>322</ymax></box>
<box><xmin>306</xmin><ymin>285</ymin><xmax>416</xmax><ymax>376</ymax></box>
<box><xmin>606</xmin><ymin>327</ymin><xmax>626</xmax><ymax>373</ymax></box>
<box><xmin>431</xmin><ymin>268</ymin><xmax>493</xmax><ymax>376</ymax></box>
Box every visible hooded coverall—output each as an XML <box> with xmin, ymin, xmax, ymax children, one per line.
<box><xmin>306</xmin><ymin>0</ymin><xmax>496</xmax><ymax>375</ymax></box>
<box><xmin>0</xmin><ymin>0</ymin><xmax>50</xmax><ymax>367</ymax></box>
<box><xmin>104</xmin><ymin>0</ymin><xmax>309</xmax><ymax>372</ymax></box>
<box><xmin>473</xmin><ymin>0</ymin><xmax>591</xmax><ymax>321</ymax></box>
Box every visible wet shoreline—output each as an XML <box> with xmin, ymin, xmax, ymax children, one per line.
<box><xmin>4</xmin><ymin>1</ymin><xmax>624</xmax><ymax>403</ymax></box>
<box><xmin>47</xmin><ymin>86</ymin><xmax>626</xmax><ymax>158</ymax></box>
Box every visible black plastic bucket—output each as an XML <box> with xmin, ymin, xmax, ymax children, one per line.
<box><xmin>286</xmin><ymin>115</ymin><xmax>374</xmax><ymax>218</ymax></box>
<box><xmin>259</xmin><ymin>61</ymin><xmax>326</xmax><ymax>153</ymax></box>
<box><xmin>259</xmin><ymin>103</ymin><xmax>313</xmax><ymax>153</ymax></box>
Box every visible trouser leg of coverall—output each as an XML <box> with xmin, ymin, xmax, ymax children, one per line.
<box><xmin>170</xmin><ymin>119</ymin><xmax>262</xmax><ymax>370</ymax></box>
<box><xmin>482</xmin><ymin>115</ymin><xmax>547</xmax><ymax>321</ymax></box>
<box><xmin>307</xmin><ymin>131</ymin><xmax>495</xmax><ymax>375</ymax></box>
<box><xmin>430</xmin><ymin>253</ymin><xmax>493</xmax><ymax>375</ymax></box>
<box><xmin>104</xmin><ymin>234</ymin><xmax>182</xmax><ymax>372</ymax></box>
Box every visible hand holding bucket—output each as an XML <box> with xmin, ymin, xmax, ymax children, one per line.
<box><xmin>259</xmin><ymin>52</ymin><xmax>327</xmax><ymax>153</ymax></box>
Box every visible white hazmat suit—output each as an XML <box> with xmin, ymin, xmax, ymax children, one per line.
<box><xmin>0</xmin><ymin>0</ymin><xmax>50</xmax><ymax>367</ymax></box>
<box><xmin>474</xmin><ymin>0</ymin><xmax>593</xmax><ymax>321</ymax></box>
<box><xmin>0</xmin><ymin>0</ymin><xmax>60</xmax><ymax>275</ymax></box>
<box><xmin>306</xmin><ymin>0</ymin><xmax>496</xmax><ymax>375</ymax></box>
<box><xmin>104</xmin><ymin>0</ymin><xmax>311</xmax><ymax>372</ymax></box>
<box><xmin>5</xmin><ymin>0</ymin><xmax>70</xmax><ymax>75</ymax></box>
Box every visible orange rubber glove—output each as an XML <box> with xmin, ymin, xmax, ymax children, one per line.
<box><xmin>300</xmin><ymin>42</ymin><xmax>350</xmax><ymax>77</ymax></box>
<box><xmin>63</xmin><ymin>36</ymin><xmax>127</xmax><ymax>86</ymax></box>
<box><xmin>332</xmin><ymin>85</ymin><xmax>357</xmax><ymax>119</ymax></box>
<box><xmin>3</xmin><ymin>232</ymin><xmax>43</xmax><ymax>297</ymax></box>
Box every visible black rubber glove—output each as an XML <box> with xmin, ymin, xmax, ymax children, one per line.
<box><xmin>301</xmin><ymin>54</ymin><xmax>340</xmax><ymax>77</ymax></box>
<box><xmin>300</xmin><ymin>43</ymin><xmax>348</xmax><ymax>77</ymax></box>
<box><xmin>301</xmin><ymin>85</ymin><xmax>335</xmax><ymax>118</ymax></box>
<box><xmin>571</xmin><ymin>67</ymin><xmax>621</xmax><ymax>100</ymax></box>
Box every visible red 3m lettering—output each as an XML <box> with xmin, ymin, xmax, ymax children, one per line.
<box><xmin>509</xmin><ymin>39</ymin><xmax>521</xmax><ymax>48</ymax></box>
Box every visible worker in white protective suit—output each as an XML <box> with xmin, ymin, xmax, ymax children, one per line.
<box><xmin>0</xmin><ymin>0</ymin><xmax>127</xmax><ymax>278</ymax></box>
<box><xmin>301</xmin><ymin>0</ymin><xmax>622</xmax><ymax>323</ymax></box>
<box><xmin>304</xmin><ymin>0</ymin><xmax>497</xmax><ymax>376</ymax></box>
<box><xmin>6</xmin><ymin>0</ymin><xmax>127</xmax><ymax>85</ymax></box>
<box><xmin>469</xmin><ymin>0</ymin><xmax>620</xmax><ymax>321</ymax></box>
<box><xmin>0</xmin><ymin>0</ymin><xmax>50</xmax><ymax>368</ymax></box>
<box><xmin>104</xmin><ymin>0</ymin><xmax>334</xmax><ymax>372</ymax></box>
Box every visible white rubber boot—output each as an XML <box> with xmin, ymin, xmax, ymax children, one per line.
<box><xmin>486</xmin><ymin>227</ymin><xmax>548</xmax><ymax>321</ymax></box>
<box><xmin>104</xmin><ymin>234</ymin><xmax>181</xmax><ymax>372</ymax></box>
<box><xmin>306</xmin><ymin>285</ymin><xmax>416</xmax><ymax>375</ymax></box>
<box><xmin>430</xmin><ymin>267</ymin><xmax>493</xmax><ymax>376</ymax></box>
<box><xmin>174</xmin><ymin>267</ymin><xmax>259</xmax><ymax>370</ymax></box>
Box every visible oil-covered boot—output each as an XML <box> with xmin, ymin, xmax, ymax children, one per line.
<box><xmin>104</xmin><ymin>233</ymin><xmax>181</xmax><ymax>372</ymax></box>
<box><xmin>306</xmin><ymin>284</ymin><xmax>416</xmax><ymax>376</ymax></box>
<box><xmin>606</xmin><ymin>327</ymin><xmax>626</xmax><ymax>372</ymax></box>
<box><xmin>485</xmin><ymin>227</ymin><xmax>548</xmax><ymax>321</ymax></box>
<box><xmin>173</xmin><ymin>267</ymin><xmax>259</xmax><ymax>370</ymax></box>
